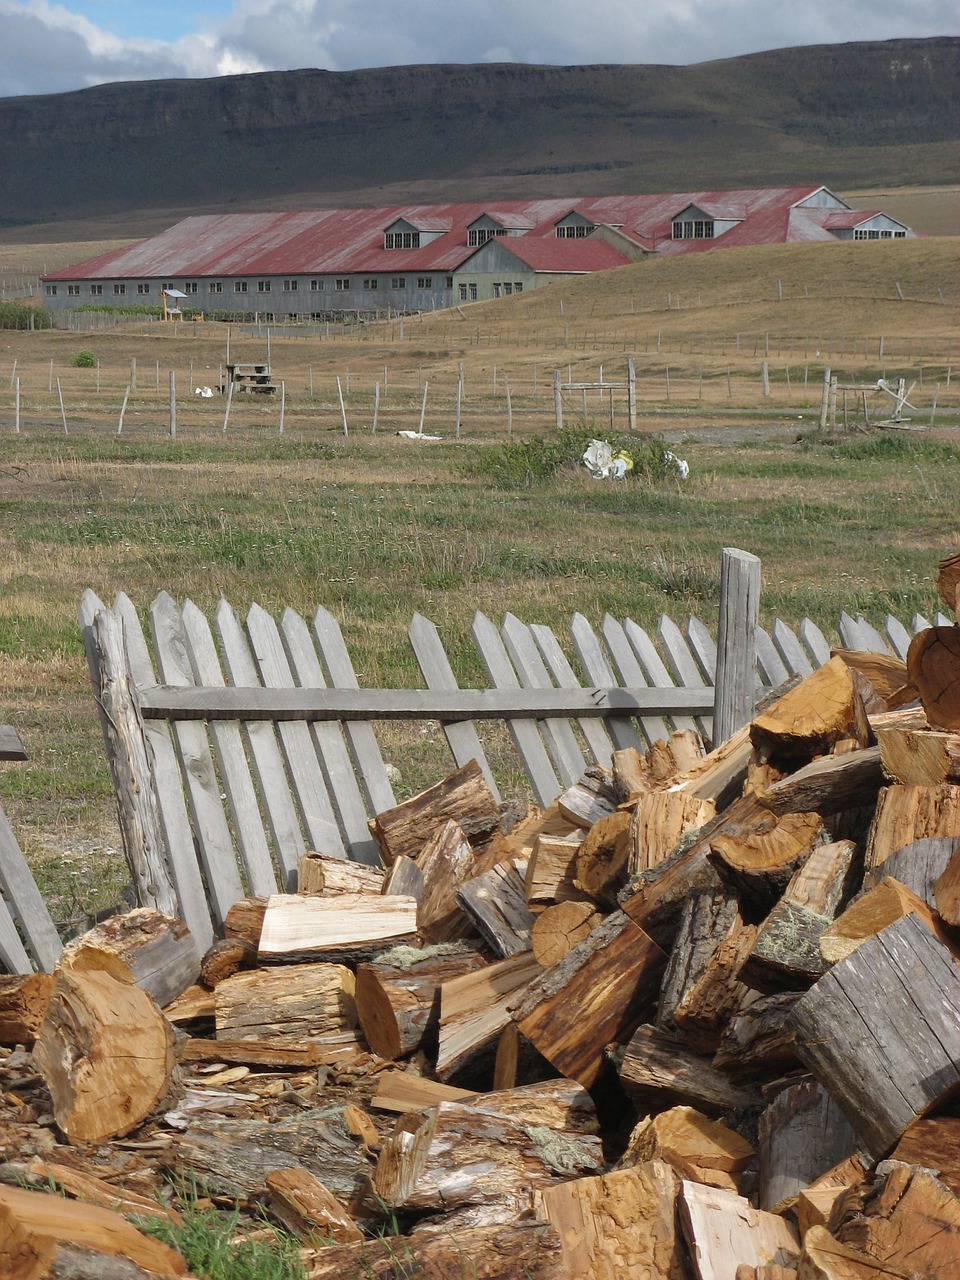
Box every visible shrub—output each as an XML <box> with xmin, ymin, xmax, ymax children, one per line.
<box><xmin>464</xmin><ymin>428</ymin><xmax>686</xmax><ymax>489</ymax></box>
<box><xmin>73</xmin><ymin>350</ymin><xmax>97</xmax><ymax>368</ymax></box>
<box><xmin>0</xmin><ymin>301</ymin><xmax>53</xmax><ymax>330</ymax></box>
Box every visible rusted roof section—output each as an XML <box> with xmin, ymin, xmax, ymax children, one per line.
<box><xmin>44</xmin><ymin>185</ymin><xmax>913</xmax><ymax>282</ymax></box>
<box><xmin>823</xmin><ymin>210</ymin><xmax>882</xmax><ymax>228</ymax></box>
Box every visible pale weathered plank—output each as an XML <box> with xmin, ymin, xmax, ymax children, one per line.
<box><xmin>713</xmin><ymin>547</ymin><xmax>760</xmax><ymax>743</ymax></box>
<box><xmin>530</xmin><ymin>621</ymin><xmax>614</xmax><ymax>768</ymax></box>
<box><xmin>799</xmin><ymin>618</ymin><xmax>832</xmax><ymax>667</ymax></box>
<box><xmin>215</xmin><ymin>598</ymin><xmax>306</xmax><ymax>888</ymax></box>
<box><xmin>180</xmin><ymin>600</ymin><xmax>279</xmax><ymax>898</ymax></box>
<box><xmin>620</xmin><ymin>615</ymin><xmax>699</xmax><ymax>737</ymax></box>
<box><xmin>282</xmin><ymin>608</ymin><xmax>383</xmax><ymax>862</ymax></box>
<box><xmin>151</xmin><ymin>593</ymin><xmax>244</xmax><ymax>928</ymax></box>
<box><xmin>502</xmin><ymin>614</ymin><xmax>585</xmax><ymax>787</ymax></box>
<box><xmin>472</xmin><ymin>611</ymin><xmax>560</xmax><ymax>807</ymax></box>
<box><xmin>912</xmin><ymin>613</ymin><xmax>932</xmax><ymax>634</ymax></box>
<box><xmin>0</xmin><ymin>804</ymin><xmax>61</xmax><ymax>972</ymax></box>
<box><xmin>246</xmin><ymin>604</ymin><xmax>345</xmax><ymax>858</ymax></box>
<box><xmin>771</xmin><ymin>618</ymin><xmax>814</xmax><ymax>678</ymax></box>
<box><xmin>884</xmin><ymin>614</ymin><xmax>913</xmax><ymax>661</ymax></box>
<box><xmin>312</xmin><ymin>606</ymin><xmax>396</xmax><ymax>817</ymax></box>
<box><xmin>110</xmin><ymin>593</ymin><xmax>214</xmax><ymax>951</ymax></box>
<box><xmin>685</xmin><ymin>615</ymin><xmax>717</xmax><ymax>683</ymax></box>
<box><xmin>408</xmin><ymin>612</ymin><xmax>500</xmax><ymax>800</ymax></box>
<box><xmin>755</xmin><ymin>625</ymin><xmax>790</xmax><ymax>688</ymax></box>
<box><xmin>569</xmin><ymin>613</ymin><xmax>653</xmax><ymax>751</ymax></box>
<box><xmin>838</xmin><ymin>611</ymin><xmax>889</xmax><ymax>654</ymax></box>
<box><xmin>0</xmin><ymin>725</ymin><xmax>26</xmax><ymax>762</ymax></box>
<box><xmin>657</xmin><ymin>613</ymin><xmax>713</xmax><ymax>741</ymax></box>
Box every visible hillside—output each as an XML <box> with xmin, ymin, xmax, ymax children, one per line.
<box><xmin>0</xmin><ymin>37</ymin><xmax>957</xmax><ymax>238</ymax></box>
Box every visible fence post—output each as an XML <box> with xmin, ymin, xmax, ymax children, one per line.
<box><xmin>714</xmin><ymin>548</ymin><xmax>760</xmax><ymax>744</ymax></box>
<box><xmin>169</xmin><ymin>370</ymin><xmax>176</xmax><ymax>438</ymax></box>
<box><xmin>627</xmin><ymin>357</ymin><xmax>636</xmax><ymax>431</ymax></box>
<box><xmin>554</xmin><ymin>370</ymin><xmax>563</xmax><ymax>430</ymax></box>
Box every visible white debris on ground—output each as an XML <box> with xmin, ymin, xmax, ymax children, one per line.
<box><xmin>581</xmin><ymin>438</ymin><xmax>634</xmax><ymax>479</ymax></box>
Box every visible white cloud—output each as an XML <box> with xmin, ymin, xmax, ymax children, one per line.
<box><xmin>0</xmin><ymin>0</ymin><xmax>956</xmax><ymax>97</ymax></box>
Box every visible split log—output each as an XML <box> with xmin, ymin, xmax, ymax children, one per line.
<box><xmin>935</xmin><ymin>842</ymin><xmax>960</xmax><ymax>925</ymax></box>
<box><xmin>678</xmin><ymin>1181</ymin><xmax>799</xmax><ymax>1280</ymax></box>
<box><xmin>795</xmin><ymin>1155</ymin><xmax>867</xmax><ymax>1238</ymax></box>
<box><xmin>0</xmin><ymin>975</ymin><xmax>52</xmax><ymax>1046</ymax></box>
<box><xmin>524</xmin><ymin>832</ymin><xmax>587</xmax><ymax>909</ymax></box>
<box><xmin>213</xmin><ymin>962</ymin><xmax>357</xmax><ymax>1043</ymax></box>
<box><xmin>749</xmin><ymin>655</ymin><xmax>871</xmax><ymax>763</ymax></box>
<box><xmin>368</xmin><ymin>759</ymin><xmax>499</xmax><ymax>865</ymax></box>
<box><xmin>818</xmin><ymin>876</ymin><xmax>950</xmax><ymax>965</ymax></box>
<box><xmin>297</xmin><ymin>852</ymin><xmax>384</xmax><ymax>896</ymax></box>
<box><xmin>835</xmin><ymin>1161</ymin><xmax>960</xmax><ymax>1277</ymax></box>
<box><xmin>907</xmin><ymin>625</ymin><xmax>960</xmax><ymax>730</ymax></box>
<box><xmin>171</xmin><ymin>1107</ymin><xmax>375</xmax><ymax>1214</ymax></box>
<box><xmin>264</xmin><ymin>1167</ymin><xmax>363</xmax><ymax>1244</ymax></box>
<box><xmin>32</xmin><ymin>967</ymin><xmax>175</xmax><ymax>1144</ymax></box>
<box><xmin>436</xmin><ymin>949</ymin><xmax>541</xmax><ymax>1080</ymax></box>
<box><xmin>672</xmin><ymin>723</ymin><xmax>754</xmax><ymax>807</ymax></box>
<box><xmin>371</xmin><ymin>1072</ymin><xmax>476</xmax><ymax>1114</ymax></box>
<box><xmin>628</xmin><ymin>790</ymin><xmax>718</xmax><ymax>878</ymax></box>
<box><xmin>758</xmin><ymin>1078</ymin><xmax>856</xmax><ymax>1212</ymax></box>
<box><xmin>709</xmin><ymin>809</ymin><xmax>828</xmax><ymax>912</ymax></box>
<box><xmin>574</xmin><ymin>808</ymin><xmax>632</xmax><ymax>906</ymax></box>
<box><xmin>257</xmin><ymin>892</ymin><xmax>418</xmax><ymax>962</ymax></box>
<box><xmin>797</xmin><ymin>1224</ymin><xmax>904</xmax><ymax>1279</ymax></box>
<box><xmin>620</xmin><ymin>1024</ymin><xmax>761</xmax><ymax>1115</ymax></box>
<box><xmin>0</xmin><ymin>1184</ymin><xmax>187</xmax><ymax>1278</ymax></box>
<box><xmin>355</xmin><ymin>944</ymin><xmax>487</xmax><ymax>1060</ymax></box>
<box><xmin>891</xmin><ymin>1115</ymin><xmax>960</xmax><ymax>1196</ymax></box>
<box><xmin>536</xmin><ymin>1158</ymin><xmax>688</xmax><ymax>1280</ymax></box>
<box><xmin>649</xmin><ymin>729</ymin><xmax>706</xmax><ymax>781</ymax></box>
<box><xmin>511</xmin><ymin>910</ymin><xmax>666</xmax><ymax>1088</ymax></box>
<box><xmin>223</xmin><ymin>895</ymin><xmax>267</xmax><ymax>946</ymax></box>
<box><xmin>865</xmin><ymin>782</ymin><xmax>960</xmax><ymax>871</ymax></box>
<box><xmin>619</xmin><ymin>1106</ymin><xmax>754</xmax><ymax>1194</ymax></box>
<box><xmin>831</xmin><ymin>646</ymin><xmax>914</xmax><ymax>701</ymax></box>
<box><xmin>489</xmin><ymin>801</ymin><xmax>579</xmax><ymax>861</ymax></box>
<box><xmin>556</xmin><ymin>767</ymin><xmax>618</xmax><ymax>828</ymax></box>
<box><xmin>182</xmin><ymin>1034</ymin><xmax>364</xmax><ymax>1069</ymax></box>
<box><xmin>788</xmin><ymin>912</ymin><xmax>960</xmax><ymax>1158</ymax></box>
<box><xmin>299</xmin><ymin>1220</ymin><xmax>564</xmax><ymax>1280</ymax></box>
<box><xmin>456</xmin><ymin>861</ymin><xmax>534</xmax><ymax>957</ymax></box>
<box><xmin>417</xmin><ymin>819</ymin><xmax>492</xmax><ymax>941</ymax></box>
<box><xmin>198</xmin><ymin>936</ymin><xmax>258</xmax><ymax>988</ymax></box>
<box><xmin>161</xmin><ymin>984</ymin><xmax>214</xmax><ymax>1024</ymax></box>
<box><xmin>877</xmin><ymin>726</ymin><xmax>960</xmax><ymax>785</ymax></box>
<box><xmin>611</xmin><ymin>745</ymin><xmax>650</xmax><ymax>800</ymax></box>
<box><xmin>712</xmin><ymin>992</ymin><xmax>801</xmax><ymax>1083</ymax></box>
<box><xmin>757</xmin><ymin>746</ymin><xmax>885</xmax><ymax>816</ymax></box>
<box><xmin>861</xmin><ymin>834</ymin><xmax>959</xmax><ymax>905</ymax></box>
<box><xmin>531</xmin><ymin>901</ymin><xmax>603</xmax><ymax>968</ymax></box>
<box><xmin>936</xmin><ymin>550</ymin><xmax>960</xmax><ymax>614</ymax></box>
<box><xmin>16</xmin><ymin>1158</ymin><xmax>181</xmax><ymax>1224</ymax></box>
<box><xmin>380</xmin><ymin>854</ymin><xmax>424</xmax><ymax>898</ymax></box>
<box><xmin>742</xmin><ymin>840</ymin><xmax>857</xmax><ymax>992</ymax></box>
<box><xmin>371</xmin><ymin>1079</ymin><xmax>602</xmax><ymax>1212</ymax></box>
<box><xmin>58</xmin><ymin>908</ymin><xmax>200</xmax><ymax>1009</ymax></box>
<box><xmin>657</xmin><ymin>887</ymin><xmax>756</xmax><ymax>1054</ymax></box>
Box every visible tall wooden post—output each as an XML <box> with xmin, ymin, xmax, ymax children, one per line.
<box><xmin>169</xmin><ymin>370</ymin><xmax>176</xmax><ymax>438</ymax></box>
<box><xmin>714</xmin><ymin>548</ymin><xmax>760</xmax><ymax>744</ymax></box>
<box><xmin>130</xmin><ymin>357</ymin><xmax>137</xmax><ymax>393</ymax></box>
<box><xmin>418</xmin><ymin>382</ymin><xmax>429</xmax><ymax>436</ymax></box>
<box><xmin>279</xmin><ymin>381</ymin><xmax>285</xmax><ymax>434</ymax></box>
<box><xmin>554</xmin><ymin>370</ymin><xmax>563</xmax><ymax>431</ymax></box>
<box><xmin>372</xmin><ymin>382</ymin><xmax>380</xmax><ymax>434</ymax></box>
<box><xmin>337</xmin><ymin>376</ymin><xmax>348</xmax><ymax>436</ymax></box>
<box><xmin>818</xmin><ymin>367</ymin><xmax>831</xmax><ymax>428</ymax></box>
<box><xmin>57</xmin><ymin>378</ymin><xmax>68</xmax><ymax>435</ymax></box>
<box><xmin>627</xmin><ymin>357</ymin><xmax>636</xmax><ymax>431</ymax></box>
<box><xmin>760</xmin><ymin>362</ymin><xmax>770</xmax><ymax>397</ymax></box>
<box><xmin>14</xmin><ymin>377</ymin><xmax>20</xmax><ymax>433</ymax></box>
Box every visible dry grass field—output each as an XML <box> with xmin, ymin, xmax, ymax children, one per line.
<box><xmin>0</xmin><ymin>233</ymin><xmax>957</xmax><ymax>929</ymax></box>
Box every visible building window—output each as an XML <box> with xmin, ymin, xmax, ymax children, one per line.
<box><xmin>556</xmin><ymin>223</ymin><xmax>594</xmax><ymax>238</ymax></box>
<box><xmin>335</xmin><ymin>278</ymin><xmax>350</xmax><ymax>291</ymax></box>
<box><xmin>209</xmin><ymin>281</ymin><xmax>222</xmax><ymax>293</ymax></box>
<box><xmin>91</xmin><ymin>284</ymin><xmax>103</xmax><ymax>295</ymax></box>
<box><xmin>310</xmin><ymin>279</ymin><xmax>324</xmax><ymax>291</ymax></box>
<box><xmin>503</xmin><ymin>282</ymin><xmax>513</xmax><ymax>295</ymax></box>
<box><xmin>468</xmin><ymin>227</ymin><xmax>505</xmax><ymax>246</ymax></box>
<box><xmin>493</xmin><ymin>283</ymin><xmax>501</xmax><ymax>299</ymax></box>
<box><xmin>384</xmin><ymin>231</ymin><xmax>420</xmax><ymax>249</ymax></box>
<box><xmin>514</xmin><ymin>282</ymin><xmax>523</xmax><ymax>293</ymax></box>
<box><xmin>417</xmin><ymin>276</ymin><xmax>432</xmax><ymax>289</ymax></box>
<box><xmin>67</xmin><ymin>284</ymin><xmax>81</xmax><ymax>296</ymax></box>
<box><xmin>283</xmin><ymin>279</ymin><xmax>298</xmax><ymax>292</ymax></box>
<box><xmin>235</xmin><ymin>281</ymin><xmax>248</xmax><ymax>293</ymax></box>
<box><xmin>895</xmin><ymin>230</ymin><xmax>906</xmax><ymax>238</ymax></box>
<box><xmin>45</xmin><ymin>284</ymin><xmax>57</xmax><ymax>296</ymax></box>
<box><xmin>458</xmin><ymin>284</ymin><xmax>468</xmax><ymax>301</ymax></box>
<box><xmin>672</xmin><ymin>219</ymin><xmax>714</xmax><ymax>240</ymax></box>
<box><xmin>137</xmin><ymin>282</ymin><xmax>150</xmax><ymax>295</ymax></box>
<box><xmin>468</xmin><ymin>283</ymin><xmax>478</xmax><ymax>300</ymax></box>
<box><xmin>445</xmin><ymin>276</ymin><xmax>453</xmax><ymax>288</ymax></box>
<box><xmin>363</xmin><ymin>278</ymin><xmax>379</xmax><ymax>290</ymax></box>
<box><xmin>184</xmin><ymin>281</ymin><xmax>198</xmax><ymax>294</ymax></box>
<box><xmin>391</xmin><ymin>276</ymin><xmax>406</xmax><ymax>289</ymax></box>
<box><xmin>161</xmin><ymin>282</ymin><xmax>176</xmax><ymax>291</ymax></box>
<box><xmin>113</xmin><ymin>283</ymin><xmax>125</xmax><ymax>295</ymax></box>
<box><xmin>257</xmin><ymin>280</ymin><xmax>271</xmax><ymax>292</ymax></box>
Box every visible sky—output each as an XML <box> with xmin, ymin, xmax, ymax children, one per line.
<box><xmin>0</xmin><ymin>0</ymin><xmax>956</xmax><ymax>98</ymax></box>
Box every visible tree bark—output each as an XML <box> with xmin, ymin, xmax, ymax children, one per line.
<box><xmin>355</xmin><ymin>945</ymin><xmax>486</xmax><ymax>1060</ymax></box>
<box><xmin>59</xmin><ymin>908</ymin><xmax>200</xmax><ymax>1010</ymax></box>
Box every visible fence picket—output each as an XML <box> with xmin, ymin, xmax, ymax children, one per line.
<box><xmin>502</xmin><ymin>614</ymin><xmax>585</xmax><ymax>787</ymax></box>
<box><xmin>568</xmin><ymin>614</ymin><xmax>647</xmax><ymax>751</ymax></box>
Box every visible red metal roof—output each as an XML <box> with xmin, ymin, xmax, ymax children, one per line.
<box><xmin>44</xmin><ymin>185</ymin><xmax>913</xmax><ymax>283</ymax></box>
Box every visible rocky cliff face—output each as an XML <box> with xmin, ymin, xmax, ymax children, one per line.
<box><xmin>1</xmin><ymin>38</ymin><xmax>956</xmax><ymax>230</ymax></box>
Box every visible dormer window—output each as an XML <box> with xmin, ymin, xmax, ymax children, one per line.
<box><xmin>468</xmin><ymin>227</ymin><xmax>507</xmax><ymax>247</ymax></box>
<box><xmin>385</xmin><ymin>231</ymin><xmax>420</xmax><ymax>249</ymax></box>
<box><xmin>672</xmin><ymin>218</ymin><xmax>715</xmax><ymax>239</ymax></box>
<box><xmin>556</xmin><ymin>223</ymin><xmax>594</xmax><ymax>238</ymax></box>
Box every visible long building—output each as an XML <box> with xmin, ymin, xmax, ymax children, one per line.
<box><xmin>41</xmin><ymin>185</ymin><xmax>912</xmax><ymax>318</ymax></box>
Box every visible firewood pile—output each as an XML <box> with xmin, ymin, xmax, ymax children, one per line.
<box><xmin>3</xmin><ymin>555</ymin><xmax>960</xmax><ymax>1278</ymax></box>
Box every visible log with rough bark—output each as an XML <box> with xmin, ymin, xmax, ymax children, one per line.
<box><xmin>935</xmin><ymin>842</ymin><xmax>960</xmax><ymax>925</ymax></box>
<box><xmin>712</xmin><ymin>992</ymin><xmax>801</xmax><ymax>1083</ymax></box>
<box><xmin>831</xmin><ymin>647</ymin><xmax>915</xmax><ymax>706</ymax></box>
<box><xmin>672</xmin><ymin>723</ymin><xmax>754</xmax><ymax>807</ymax></box>
<box><xmin>620</xmin><ymin>1024</ymin><xmax>761</xmax><ymax>1115</ymax></box>
<box><xmin>371</xmin><ymin>1071</ymin><xmax>476</xmax><ymax>1114</ymax></box>
<box><xmin>937</xmin><ymin>550</ymin><xmax>960</xmax><ymax>614</ymax></box>
<box><xmin>709</xmin><ymin>809</ymin><xmax>828</xmax><ymax>913</ymax></box>
<box><xmin>865</xmin><ymin>782</ymin><xmax>960</xmax><ymax>871</ymax></box>
<box><xmin>512</xmin><ymin>910</ymin><xmax>666</xmax><ymax>1088</ymax></box>
<box><xmin>574</xmin><ymin>808</ymin><xmax>632</xmax><ymax>906</ymax></box>
<box><xmin>891</xmin><ymin>1115</ymin><xmax>960</xmax><ymax>1197</ymax></box>
<box><xmin>907</xmin><ymin>625</ymin><xmax>960</xmax><ymax>730</ymax></box>
<box><xmin>749</xmin><ymin>655</ymin><xmax>871</xmax><ymax>763</ymax></box>
<box><xmin>32</xmin><ymin>967</ymin><xmax>176</xmax><ymax>1144</ymax></box>
<box><xmin>436</xmin><ymin>949</ymin><xmax>541</xmax><ymax>1080</ymax></box>
<box><xmin>861</xmin><ymin>834</ymin><xmax>960</xmax><ymax>905</ymax></box>
<box><xmin>877</xmin><ymin>726</ymin><xmax>960</xmax><ymax>785</ymax></box>
<box><xmin>355</xmin><ymin>944</ymin><xmax>487</xmax><ymax>1060</ymax></box>
<box><xmin>0</xmin><ymin>974</ymin><xmax>52</xmax><ymax>1046</ymax></box>
<box><xmin>818</xmin><ymin>876</ymin><xmax>951</xmax><ymax>965</ymax></box>
<box><xmin>795</xmin><ymin>1155</ymin><xmax>868</xmax><ymax>1238</ymax></box>
<box><xmin>834</xmin><ymin>1161</ymin><xmax>960</xmax><ymax>1278</ymax></box>
<box><xmin>611</xmin><ymin>745</ymin><xmax>650</xmax><ymax>800</ymax></box>
<box><xmin>198</xmin><ymin>936</ymin><xmax>258</xmax><ymax>988</ymax></box>
<box><xmin>59</xmin><ymin>908</ymin><xmax>200</xmax><ymax>1009</ymax></box>
<box><xmin>796</xmin><ymin>1224</ymin><xmax>902</xmax><ymax>1279</ymax></box>
<box><xmin>657</xmin><ymin>887</ymin><xmax>757</xmax><ymax>1054</ymax></box>
<box><xmin>456</xmin><ymin>861</ymin><xmax>534</xmax><ymax>958</ymax></box>
<box><xmin>531</xmin><ymin>900</ymin><xmax>603</xmax><ymax>968</ymax></box>
<box><xmin>0</xmin><ymin>1184</ymin><xmax>188</xmax><ymax>1279</ymax></box>
<box><xmin>417</xmin><ymin>819</ymin><xmax>489</xmax><ymax>942</ymax></box>
<box><xmin>371</xmin><ymin>1079</ymin><xmax>602</xmax><ymax>1212</ymax></box>
<box><xmin>678</xmin><ymin>1181</ymin><xmax>799</xmax><ymax>1280</ymax></box>
<box><xmin>256</xmin><ymin>893</ymin><xmax>418</xmax><ymax>962</ymax></box>
<box><xmin>368</xmin><ymin>759</ymin><xmax>500</xmax><ymax>865</ymax></box>
<box><xmin>557</xmin><ymin>767</ymin><xmax>618</xmax><ymax>828</ymax></box>
<box><xmin>223</xmin><ymin>895</ymin><xmax>267</xmax><ymax>946</ymax></box>
<box><xmin>183</xmin><ymin>1033</ymin><xmax>364</xmax><ymax>1069</ymax></box>
<box><xmin>380</xmin><ymin>854</ymin><xmax>424</xmax><ymax>898</ymax></box>
<box><xmin>213</xmin><ymin>961</ymin><xmax>357</xmax><ymax>1043</ymax></box>
<box><xmin>299</xmin><ymin>1219</ymin><xmax>565</xmax><ymax>1280</ymax></box>
<box><xmin>742</xmin><ymin>840</ymin><xmax>857</xmax><ymax>992</ymax></box>
<box><xmin>789</xmin><ymin>912</ymin><xmax>960</xmax><ymax>1158</ymax></box>
<box><xmin>524</xmin><ymin>832</ymin><xmax>586</xmax><ymax>909</ymax></box>
<box><xmin>757</xmin><ymin>746</ymin><xmax>885</xmax><ymax>817</ymax></box>
<box><xmin>264</xmin><ymin>1167</ymin><xmax>363</xmax><ymax>1244</ymax></box>
<box><xmin>297</xmin><ymin>851</ymin><xmax>385</xmax><ymax>896</ymax></box>
<box><xmin>619</xmin><ymin>1106</ymin><xmax>754</xmax><ymax>1194</ymax></box>
<box><xmin>628</xmin><ymin>790</ymin><xmax>718</xmax><ymax>878</ymax></box>
<box><xmin>758</xmin><ymin>1077</ymin><xmax>856</xmax><ymax>1212</ymax></box>
<box><xmin>536</xmin><ymin>1158</ymin><xmax>688</xmax><ymax>1280</ymax></box>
